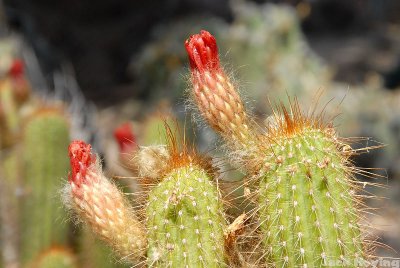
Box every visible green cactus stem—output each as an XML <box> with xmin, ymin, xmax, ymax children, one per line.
<box><xmin>21</xmin><ymin>108</ymin><xmax>71</xmax><ymax>264</ymax></box>
<box><xmin>258</xmin><ymin>108</ymin><xmax>363</xmax><ymax>267</ymax></box>
<box><xmin>147</xmin><ymin>165</ymin><xmax>226</xmax><ymax>267</ymax></box>
<box><xmin>144</xmin><ymin>130</ymin><xmax>226</xmax><ymax>267</ymax></box>
<box><xmin>185</xmin><ymin>30</ymin><xmax>370</xmax><ymax>267</ymax></box>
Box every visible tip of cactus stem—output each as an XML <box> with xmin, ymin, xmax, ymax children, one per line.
<box><xmin>68</xmin><ymin>140</ymin><xmax>95</xmax><ymax>184</ymax></box>
<box><xmin>185</xmin><ymin>30</ymin><xmax>253</xmax><ymax>148</ymax></box>
<box><xmin>158</xmin><ymin>122</ymin><xmax>215</xmax><ymax>177</ymax></box>
<box><xmin>266</xmin><ymin>99</ymin><xmax>327</xmax><ymax>139</ymax></box>
<box><xmin>185</xmin><ymin>30</ymin><xmax>220</xmax><ymax>73</ymax></box>
<box><xmin>114</xmin><ymin>122</ymin><xmax>136</xmax><ymax>152</ymax></box>
<box><xmin>8</xmin><ymin>59</ymin><xmax>24</xmax><ymax>77</ymax></box>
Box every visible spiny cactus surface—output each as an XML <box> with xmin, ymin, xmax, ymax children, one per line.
<box><xmin>185</xmin><ymin>30</ymin><xmax>369</xmax><ymax>267</ymax></box>
<box><xmin>65</xmin><ymin>140</ymin><xmax>147</xmax><ymax>264</ymax></box>
<box><xmin>258</xmin><ymin>117</ymin><xmax>363</xmax><ymax>267</ymax></box>
<box><xmin>146</xmin><ymin>164</ymin><xmax>226</xmax><ymax>267</ymax></box>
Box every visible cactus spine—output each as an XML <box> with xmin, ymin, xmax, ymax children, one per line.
<box><xmin>21</xmin><ymin>108</ymin><xmax>71</xmax><ymax>264</ymax></box>
<box><xmin>185</xmin><ymin>30</ymin><xmax>368</xmax><ymax>267</ymax></box>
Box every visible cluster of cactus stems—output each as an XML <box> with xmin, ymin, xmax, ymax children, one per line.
<box><xmin>185</xmin><ymin>30</ymin><xmax>373</xmax><ymax>267</ymax></box>
<box><xmin>130</xmin><ymin>1</ymin><xmax>400</xmax><ymax>176</ymax></box>
<box><xmin>2</xmin><ymin>105</ymin><xmax>74</xmax><ymax>267</ymax></box>
<box><xmin>62</xmin><ymin>30</ymin><xmax>375</xmax><ymax>268</ymax></box>
<box><xmin>0</xmin><ymin>57</ymin><xmax>103</xmax><ymax>268</ymax></box>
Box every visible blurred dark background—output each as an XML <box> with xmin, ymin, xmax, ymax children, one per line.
<box><xmin>4</xmin><ymin>0</ymin><xmax>400</xmax><ymax>104</ymax></box>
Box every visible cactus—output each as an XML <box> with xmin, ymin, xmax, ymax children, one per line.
<box><xmin>58</xmin><ymin>22</ymin><xmax>384</xmax><ymax>267</ymax></box>
<box><xmin>129</xmin><ymin>2</ymin><xmax>400</xmax><ymax>175</ymax></box>
<box><xmin>185</xmin><ymin>30</ymin><xmax>370</xmax><ymax>267</ymax></box>
<box><xmin>0</xmin><ymin>59</ymin><xmax>30</xmax><ymax>148</ymax></box>
<box><xmin>64</xmin><ymin>125</ymin><xmax>228</xmax><ymax>267</ymax></box>
<box><xmin>145</xmin><ymin>148</ymin><xmax>226</xmax><ymax>267</ymax></box>
<box><xmin>257</xmin><ymin>107</ymin><xmax>364</xmax><ymax>267</ymax></box>
<box><xmin>21</xmin><ymin>108</ymin><xmax>71</xmax><ymax>264</ymax></box>
<box><xmin>72</xmin><ymin>131</ymin><xmax>135</xmax><ymax>268</ymax></box>
<box><xmin>64</xmin><ymin>140</ymin><xmax>147</xmax><ymax>264</ymax></box>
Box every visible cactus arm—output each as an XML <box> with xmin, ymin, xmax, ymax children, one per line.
<box><xmin>21</xmin><ymin>110</ymin><xmax>70</xmax><ymax>264</ymax></box>
<box><xmin>146</xmin><ymin>165</ymin><xmax>226</xmax><ymax>267</ymax></box>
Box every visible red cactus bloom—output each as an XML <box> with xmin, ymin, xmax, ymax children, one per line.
<box><xmin>114</xmin><ymin>122</ymin><xmax>136</xmax><ymax>153</ymax></box>
<box><xmin>185</xmin><ymin>30</ymin><xmax>220</xmax><ymax>73</ymax></box>
<box><xmin>185</xmin><ymin>30</ymin><xmax>251</xmax><ymax>144</ymax></box>
<box><xmin>68</xmin><ymin>140</ymin><xmax>95</xmax><ymax>185</ymax></box>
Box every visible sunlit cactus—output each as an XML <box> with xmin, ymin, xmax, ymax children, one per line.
<box><xmin>186</xmin><ymin>30</ymin><xmax>371</xmax><ymax>267</ymax></box>
<box><xmin>52</xmin><ymin>19</ymin><xmax>385</xmax><ymax>268</ymax></box>
<box><xmin>144</xmin><ymin>129</ymin><xmax>226</xmax><ymax>267</ymax></box>
<box><xmin>63</xmin><ymin>140</ymin><xmax>147</xmax><ymax>264</ymax></box>
<box><xmin>64</xmin><ymin>123</ymin><xmax>230</xmax><ymax>267</ymax></box>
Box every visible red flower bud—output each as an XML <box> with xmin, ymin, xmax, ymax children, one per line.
<box><xmin>185</xmin><ymin>30</ymin><xmax>253</xmax><ymax>147</ymax></box>
<box><xmin>64</xmin><ymin>140</ymin><xmax>147</xmax><ymax>262</ymax></box>
<box><xmin>68</xmin><ymin>140</ymin><xmax>95</xmax><ymax>185</ymax></box>
<box><xmin>185</xmin><ymin>30</ymin><xmax>220</xmax><ymax>73</ymax></box>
